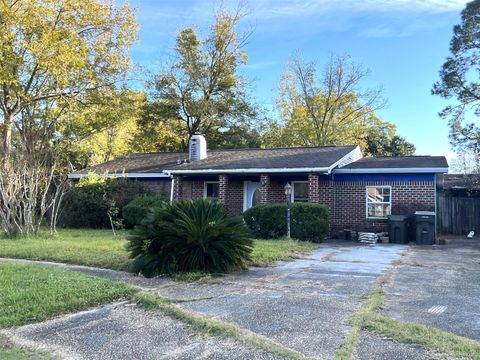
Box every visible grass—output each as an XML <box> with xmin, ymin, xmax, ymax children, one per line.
<box><xmin>365</xmin><ymin>314</ymin><xmax>480</xmax><ymax>360</ymax></box>
<box><xmin>249</xmin><ymin>238</ymin><xmax>318</xmax><ymax>267</ymax></box>
<box><xmin>0</xmin><ymin>229</ymin><xmax>131</xmax><ymax>270</ymax></box>
<box><xmin>0</xmin><ymin>336</ymin><xmax>53</xmax><ymax>360</ymax></box>
<box><xmin>334</xmin><ymin>288</ymin><xmax>384</xmax><ymax>360</ymax></box>
<box><xmin>0</xmin><ymin>229</ymin><xmax>318</xmax><ymax>271</ymax></box>
<box><xmin>135</xmin><ymin>292</ymin><xmax>314</xmax><ymax>360</ymax></box>
<box><xmin>334</xmin><ymin>287</ymin><xmax>480</xmax><ymax>360</ymax></box>
<box><xmin>0</xmin><ymin>263</ymin><xmax>136</xmax><ymax>328</ymax></box>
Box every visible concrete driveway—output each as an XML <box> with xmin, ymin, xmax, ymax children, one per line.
<box><xmin>155</xmin><ymin>244</ymin><xmax>405</xmax><ymax>359</ymax></box>
<box><xmin>3</xmin><ymin>239</ymin><xmax>479</xmax><ymax>360</ymax></box>
<box><xmin>383</xmin><ymin>238</ymin><xmax>480</xmax><ymax>340</ymax></box>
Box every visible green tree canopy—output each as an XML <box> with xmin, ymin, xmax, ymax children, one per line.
<box><xmin>432</xmin><ymin>0</ymin><xmax>480</xmax><ymax>169</ymax></box>
<box><xmin>273</xmin><ymin>53</ymin><xmax>387</xmax><ymax>149</ymax></box>
<box><xmin>148</xmin><ymin>7</ymin><xmax>257</xmax><ymax>147</ymax></box>
<box><xmin>364</xmin><ymin>125</ymin><xmax>416</xmax><ymax>157</ymax></box>
<box><xmin>0</xmin><ymin>0</ymin><xmax>138</xmax><ymax>158</ymax></box>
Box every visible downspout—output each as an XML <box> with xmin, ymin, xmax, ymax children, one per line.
<box><xmin>164</xmin><ymin>171</ymin><xmax>174</xmax><ymax>204</ymax></box>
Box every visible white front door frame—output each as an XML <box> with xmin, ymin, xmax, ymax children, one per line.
<box><xmin>243</xmin><ymin>181</ymin><xmax>261</xmax><ymax>212</ymax></box>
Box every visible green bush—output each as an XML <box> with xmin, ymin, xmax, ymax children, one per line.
<box><xmin>243</xmin><ymin>203</ymin><xmax>286</xmax><ymax>239</ymax></box>
<box><xmin>127</xmin><ymin>199</ymin><xmax>253</xmax><ymax>277</ymax></box>
<box><xmin>122</xmin><ymin>195</ymin><xmax>166</xmax><ymax>228</ymax></box>
<box><xmin>291</xmin><ymin>203</ymin><xmax>329</xmax><ymax>243</ymax></box>
<box><xmin>59</xmin><ymin>179</ymin><xmax>147</xmax><ymax>228</ymax></box>
<box><xmin>244</xmin><ymin>202</ymin><xmax>329</xmax><ymax>243</ymax></box>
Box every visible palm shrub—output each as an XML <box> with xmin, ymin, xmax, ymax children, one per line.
<box><xmin>127</xmin><ymin>199</ymin><xmax>253</xmax><ymax>277</ymax></box>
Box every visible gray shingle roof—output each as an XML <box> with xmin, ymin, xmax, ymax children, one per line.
<box><xmin>164</xmin><ymin>145</ymin><xmax>358</xmax><ymax>172</ymax></box>
<box><xmin>340</xmin><ymin>156</ymin><xmax>448</xmax><ymax>169</ymax></box>
<box><xmin>73</xmin><ymin>152</ymin><xmax>187</xmax><ymax>175</ymax></box>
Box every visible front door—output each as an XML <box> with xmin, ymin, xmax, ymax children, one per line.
<box><xmin>244</xmin><ymin>181</ymin><xmax>261</xmax><ymax>211</ymax></box>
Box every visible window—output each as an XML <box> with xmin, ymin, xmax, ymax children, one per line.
<box><xmin>366</xmin><ymin>186</ymin><xmax>391</xmax><ymax>219</ymax></box>
<box><xmin>292</xmin><ymin>181</ymin><xmax>308</xmax><ymax>202</ymax></box>
<box><xmin>204</xmin><ymin>182</ymin><xmax>219</xmax><ymax>200</ymax></box>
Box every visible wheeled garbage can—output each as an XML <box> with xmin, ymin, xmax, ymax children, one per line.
<box><xmin>388</xmin><ymin>215</ymin><xmax>409</xmax><ymax>244</ymax></box>
<box><xmin>414</xmin><ymin>211</ymin><xmax>435</xmax><ymax>245</ymax></box>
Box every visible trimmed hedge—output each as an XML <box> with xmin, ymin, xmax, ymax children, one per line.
<box><xmin>244</xmin><ymin>202</ymin><xmax>329</xmax><ymax>243</ymax></box>
<box><xmin>122</xmin><ymin>195</ymin><xmax>167</xmax><ymax>228</ymax></box>
<box><xmin>243</xmin><ymin>204</ymin><xmax>286</xmax><ymax>239</ymax></box>
<box><xmin>59</xmin><ymin>179</ymin><xmax>148</xmax><ymax>228</ymax></box>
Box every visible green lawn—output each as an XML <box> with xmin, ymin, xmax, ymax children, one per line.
<box><xmin>0</xmin><ymin>263</ymin><xmax>136</xmax><ymax>328</ymax></box>
<box><xmin>0</xmin><ymin>336</ymin><xmax>52</xmax><ymax>360</ymax></box>
<box><xmin>250</xmin><ymin>238</ymin><xmax>318</xmax><ymax>266</ymax></box>
<box><xmin>0</xmin><ymin>229</ymin><xmax>131</xmax><ymax>270</ymax></box>
<box><xmin>0</xmin><ymin>229</ymin><xmax>318</xmax><ymax>271</ymax></box>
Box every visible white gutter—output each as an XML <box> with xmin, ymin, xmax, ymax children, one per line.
<box><xmin>164</xmin><ymin>167</ymin><xmax>331</xmax><ymax>175</ymax></box>
<box><xmin>68</xmin><ymin>172</ymin><xmax>170</xmax><ymax>179</ymax></box>
<box><xmin>333</xmin><ymin>167</ymin><xmax>449</xmax><ymax>174</ymax></box>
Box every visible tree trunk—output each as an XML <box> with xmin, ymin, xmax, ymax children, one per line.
<box><xmin>1</xmin><ymin>113</ymin><xmax>13</xmax><ymax>159</ymax></box>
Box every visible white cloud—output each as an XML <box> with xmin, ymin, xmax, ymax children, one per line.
<box><xmin>253</xmin><ymin>0</ymin><xmax>468</xmax><ymax>20</ymax></box>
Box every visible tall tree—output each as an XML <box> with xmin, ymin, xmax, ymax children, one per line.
<box><xmin>150</xmin><ymin>6</ymin><xmax>257</xmax><ymax>146</ymax></box>
<box><xmin>63</xmin><ymin>89</ymin><xmax>146</xmax><ymax>168</ymax></box>
<box><xmin>0</xmin><ymin>0</ymin><xmax>137</xmax><ymax>158</ymax></box>
<box><xmin>364</xmin><ymin>124</ymin><xmax>416</xmax><ymax>156</ymax></box>
<box><xmin>276</xmin><ymin>53</ymin><xmax>386</xmax><ymax>148</ymax></box>
<box><xmin>432</xmin><ymin>0</ymin><xmax>480</xmax><ymax>170</ymax></box>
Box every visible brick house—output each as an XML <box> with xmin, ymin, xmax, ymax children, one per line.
<box><xmin>70</xmin><ymin>134</ymin><xmax>448</xmax><ymax>234</ymax></box>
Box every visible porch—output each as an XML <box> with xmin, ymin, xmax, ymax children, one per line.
<box><xmin>171</xmin><ymin>173</ymin><xmax>333</xmax><ymax>216</ymax></box>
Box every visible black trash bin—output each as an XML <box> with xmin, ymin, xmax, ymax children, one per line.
<box><xmin>388</xmin><ymin>215</ymin><xmax>408</xmax><ymax>244</ymax></box>
<box><xmin>415</xmin><ymin>211</ymin><xmax>435</xmax><ymax>245</ymax></box>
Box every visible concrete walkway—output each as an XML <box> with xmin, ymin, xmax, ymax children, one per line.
<box><xmin>1</xmin><ymin>243</ymin><xmax>419</xmax><ymax>360</ymax></box>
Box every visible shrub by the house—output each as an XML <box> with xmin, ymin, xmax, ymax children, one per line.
<box><xmin>122</xmin><ymin>195</ymin><xmax>166</xmax><ymax>228</ymax></box>
<box><xmin>127</xmin><ymin>199</ymin><xmax>253</xmax><ymax>277</ymax></box>
<box><xmin>243</xmin><ymin>203</ymin><xmax>287</xmax><ymax>239</ymax></box>
<box><xmin>244</xmin><ymin>203</ymin><xmax>329</xmax><ymax>243</ymax></box>
<box><xmin>59</xmin><ymin>178</ymin><xmax>147</xmax><ymax>228</ymax></box>
<box><xmin>291</xmin><ymin>203</ymin><xmax>329</xmax><ymax>242</ymax></box>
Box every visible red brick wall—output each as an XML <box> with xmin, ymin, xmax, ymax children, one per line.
<box><xmin>269</xmin><ymin>179</ymin><xmax>287</xmax><ymax>203</ymax></box>
<box><xmin>175</xmin><ymin>177</ymin><xmax>244</xmax><ymax>215</ymax></box>
<box><xmin>331</xmin><ymin>180</ymin><xmax>435</xmax><ymax>233</ymax></box>
<box><xmin>181</xmin><ymin>179</ymin><xmax>204</xmax><ymax>200</ymax></box>
<box><xmin>259</xmin><ymin>176</ymin><xmax>286</xmax><ymax>203</ymax></box>
<box><xmin>142</xmin><ymin>180</ymin><xmax>171</xmax><ymax>199</ymax></box>
<box><xmin>225</xmin><ymin>180</ymin><xmax>244</xmax><ymax>216</ymax></box>
<box><xmin>172</xmin><ymin>175</ymin><xmax>435</xmax><ymax>236</ymax></box>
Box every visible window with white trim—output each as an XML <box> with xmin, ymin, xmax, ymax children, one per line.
<box><xmin>204</xmin><ymin>182</ymin><xmax>219</xmax><ymax>200</ymax></box>
<box><xmin>292</xmin><ymin>181</ymin><xmax>308</xmax><ymax>202</ymax></box>
<box><xmin>366</xmin><ymin>186</ymin><xmax>391</xmax><ymax>219</ymax></box>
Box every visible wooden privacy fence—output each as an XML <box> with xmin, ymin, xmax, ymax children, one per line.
<box><xmin>437</xmin><ymin>195</ymin><xmax>480</xmax><ymax>235</ymax></box>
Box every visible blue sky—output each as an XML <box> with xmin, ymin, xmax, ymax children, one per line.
<box><xmin>128</xmin><ymin>0</ymin><xmax>469</xmax><ymax>160</ymax></box>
